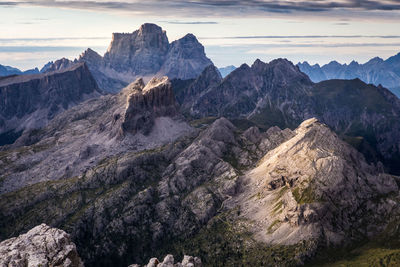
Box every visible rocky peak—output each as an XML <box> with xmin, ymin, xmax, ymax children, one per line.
<box><xmin>121</xmin><ymin>77</ymin><xmax>178</xmax><ymax>135</ymax></box>
<box><xmin>251</xmin><ymin>58</ymin><xmax>267</xmax><ymax>73</ymax></box>
<box><xmin>0</xmin><ymin>224</ymin><xmax>83</xmax><ymax>267</ymax></box>
<box><xmin>104</xmin><ymin>23</ymin><xmax>169</xmax><ymax>74</ymax></box>
<box><xmin>238</xmin><ymin>117</ymin><xmax>398</xmax><ymax>246</ymax></box>
<box><xmin>42</xmin><ymin>57</ymin><xmax>75</xmax><ymax>73</ymax></box>
<box><xmin>267</xmin><ymin>58</ymin><xmax>312</xmax><ymax>84</ymax></box>
<box><xmin>158</xmin><ymin>33</ymin><xmax>213</xmax><ymax>80</ymax></box>
<box><xmin>79</xmin><ymin>48</ymin><xmax>103</xmax><ymax>65</ymax></box>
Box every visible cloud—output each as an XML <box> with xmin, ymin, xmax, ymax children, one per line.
<box><xmin>0</xmin><ymin>45</ymin><xmax>106</xmax><ymax>52</ymax></box>
<box><xmin>159</xmin><ymin>21</ymin><xmax>218</xmax><ymax>25</ymax></box>
<box><xmin>2</xmin><ymin>0</ymin><xmax>400</xmax><ymax>18</ymax></box>
<box><xmin>200</xmin><ymin>35</ymin><xmax>400</xmax><ymax>39</ymax></box>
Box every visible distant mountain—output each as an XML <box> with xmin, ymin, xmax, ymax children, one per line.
<box><xmin>43</xmin><ymin>23</ymin><xmax>214</xmax><ymax>93</ymax></box>
<box><xmin>218</xmin><ymin>65</ymin><xmax>236</xmax><ymax>78</ymax></box>
<box><xmin>0</xmin><ymin>64</ymin><xmax>39</xmax><ymax>77</ymax></box>
<box><xmin>0</xmin><ymin>63</ymin><xmax>102</xmax><ymax>145</ymax></box>
<box><xmin>298</xmin><ymin>52</ymin><xmax>400</xmax><ymax>98</ymax></box>
<box><xmin>176</xmin><ymin>58</ymin><xmax>400</xmax><ymax>175</ymax></box>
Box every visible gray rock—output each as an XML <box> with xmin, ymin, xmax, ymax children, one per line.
<box><xmin>0</xmin><ymin>224</ymin><xmax>84</xmax><ymax>267</ymax></box>
<box><xmin>129</xmin><ymin>255</ymin><xmax>201</xmax><ymax>267</ymax></box>
<box><xmin>0</xmin><ymin>62</ymin><xmax>102</xmax><ymax>141</ymax></box>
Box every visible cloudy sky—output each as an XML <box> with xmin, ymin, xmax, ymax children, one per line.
<box><xmin>1</xmin><ymin>0</ymin><xmax>400</xmax><ymax>70</ymax></box>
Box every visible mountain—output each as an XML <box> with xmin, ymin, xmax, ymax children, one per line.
<box><xmin>0</xmin><ymin>224</ymin><xmax>83</xmax><ymax>267</ymax></box>
<box><xmin>44</xmin><ymin>23</ymin><xmax>214</xmax><ymax>93</ymax></box>
<box><xmin>218</xmin><ymin>65</ymin><xmax>236</xmax><ymax>78</ymax></box>
<box><xmin>0</xmin><ymin>64</ymin><xmax>39</xmax><ymax>76</ymax></box>
<box><xmin>298</xmin><ymin>52</ymin><xmax>400</xmax><ymax>98</ymax></box>
<box><xmin>0</xmin><ymin>76</ymin><xmax>191</xmax><ymax>194</ymax></box>
<box><xmin>176</xmin><ymin>58</ymin><xmax>400</xmax><ymax>175</ymax></box>
<box><xmin>0</xmin><ymin>62</ymin><xmax>102</xmax><ymax>145</ymax></box>
<box><xmin>1</xmin><ymin>114</ymin><xmax>399</xmax><ymax>266</ymax></box>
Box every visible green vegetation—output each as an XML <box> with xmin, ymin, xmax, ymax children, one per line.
<box><xmin>163</xmin><ymin>213</ymin><xmax>308</xmax><ymax>266</ymax></box>
<box><xmin>189</xmin><ymin>116</ymin><xmax>218</xmax><ymax>128</ymax></box>
<box><xmin>309</xmin><ymin>242</ymin><xmax>400</xmax><ymax>267</ymax></box>
<box><xmin>292</xmin><ymin>184</ymin><xmax>319</xmax><ymax>205</ymax></box>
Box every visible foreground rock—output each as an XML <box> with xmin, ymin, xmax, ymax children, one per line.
<box><xmin>0</xmin><ymin>224</ymin><xmax>83</xmax><ymax>267</ymax></box>
<box><xmin>128</xmin><ymin>255</ymin><xmax>201</xmax><ymax>267</ymax></box>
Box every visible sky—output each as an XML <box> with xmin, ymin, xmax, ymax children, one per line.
<box><xmin>1</xmin><ymin>0</ymin><xmax>400</xmax><ymax>70</ymax></box>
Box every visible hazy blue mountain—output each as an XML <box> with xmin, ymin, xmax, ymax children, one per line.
<box><xmin>298</xmin><ymin>52</ymin><xmax>400</xmax><ymax>97</ymax></box>
<box><xmin>0</xmin><ymin>64</ymin><xmax>39</xmax><ymax>77</ymax></box>
<box><xmin>218</xmin><ymin>65</ymin><xmax>236</xmax><ymax>78</ymax></box>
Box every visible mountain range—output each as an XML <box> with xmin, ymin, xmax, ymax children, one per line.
<box><xmin>298</xmin><ymin>53</ymin><xmax>400</xmax><ymax>98</ymax></box>
<box><xmin>1</xmin><ymin>23</ymin><xmax>400</xmax><ymax>266</ymax></box>
<box><xmin>0</xmin><ymin>64</ymin><xmax>40</xmax><ymax>77</ymax></box>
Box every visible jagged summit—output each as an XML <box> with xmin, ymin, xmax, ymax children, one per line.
<box><xmin>42</xmin><ymin>23</ymin><xmax>214</xmax><ymax>93</ymax></box>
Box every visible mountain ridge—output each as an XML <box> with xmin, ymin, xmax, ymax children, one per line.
<box><xmin>298</xmin><ymin>52</ymin><xmax>400</xmax><ymax>98</ymax></box>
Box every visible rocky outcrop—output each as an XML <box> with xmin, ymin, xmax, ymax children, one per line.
<box><xmin>44</xmin><ymin>24</ymin><xmax>213</xmax><ymax>93</ymax></box>
<box><xmin>121</xmin><ymin>77</ymin><xmax>178</xmax><ymax>135</ymax></box>
<box><xmin>0</xmin><ymin>62</ymin><xmax>102</xmax><ymax>145</ymax></box>
<box><xmin>298</xmin><ymin>52</ymin><xmax>400</xmax><ymax>98</ymax></box>
<box><xmin>227</xmin><ymin>118</ymin><xmax>399</xmax><ymax>252</ymax></box>
<box><xmin>0</xmin><ymin>224</ymin><xmax>83</xmax><ymax>267</ymax></box>
<box><xmin>128</xmin><ymin>255</ymin><xmax>201</xmax><ymax>267</ymax></box>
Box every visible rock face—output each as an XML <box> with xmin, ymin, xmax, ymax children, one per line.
<box><xmin>129</xmin><ymin>255</ymin><xmax>201</xmax><ymax>267</ymax></box>
<box><xmin>0</xmin><ymin>62</ymin><xmax>102</xmax><ymax>145</ymax></box>
<box><xmin>44</xmin><ymin>24</ymin><xmax>213</xmax><ymax>93</ymax></box>
<box><xmin>298</xmin><ymin>52</ymin><xmax>400</xmax><ymax>98</ymax></box>
<box><xmin>104</xmin><ymin>23</ymin><xmax>170</xmax><ymax>75</ymax></box>
<box><xmin>177</xmin><ymin>58</ymin><xmax>400</xmax><ymax>174</ymax></box>
<box><xmin>173</xmin><ymin>64</ymin><xmax>222</xmax><ymax>109</ymax></box>
<box><xmin>122</xmin><ymin>77</ymin><xmax>178</xmax><ymax>135</ymax></box>
<box><xmin>0</xmin><ymin>224</ymin><xmax>84</xmax><ymax>267</ymax></box>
